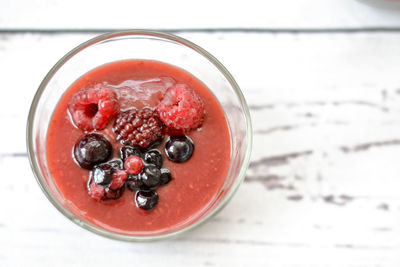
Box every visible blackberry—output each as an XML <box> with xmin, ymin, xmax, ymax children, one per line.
<box><xmin>113</xmin><ymin>107</ymin><xmax>164</xmax><ymax>149</ymax></box>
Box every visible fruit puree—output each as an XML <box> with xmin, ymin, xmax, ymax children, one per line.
<box><xmin>46</xmin><ymin>60</ymin><xmax>231</xmax><ymax>235</ymax></box>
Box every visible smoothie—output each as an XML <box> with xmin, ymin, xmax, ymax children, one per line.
<box><xmin>46</xmin><ymin>60</ymin><xmax>231</xmax><ymax>235</ymax></box>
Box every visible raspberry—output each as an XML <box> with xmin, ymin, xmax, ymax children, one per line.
<box><xmin>88</xmin><ymin>183</ymin><xmax>105</xmax><ymax>201</ymax></box>
<box><xmin>68</xmin><ymin>85</ymin><xmax>119</xmax><ymax>131</ymax></box>
<box><xmin>124</xmin><ymin>155</ymin><xmax>143</xmax><ymax>175</ymax></box>
<box><xmin>109</xmin><ymin>170</ymin><xmax>128</xmax><ymax>190</ymax></box>
<box><xmin>113</xmin><ymin>107</ymin><xmax>163</xmax><ymax>148</ymax></box>
<box><xmin>156</xmin><ymin>84</ymin><xmax>205</xmax><ymax>130</ymax></box>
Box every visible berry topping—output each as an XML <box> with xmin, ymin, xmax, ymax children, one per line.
<box><xmin>160</xmin><ymin>168</ymin><xmax>172</xmax><ymax>186</ymax></box>
<box><xmin>120</xmin><ymin>145</ymin><xmax>142</xmax><ymax>161</ymax></box>
<box><xmin>88</xmin><ymin>183</ymin><xmax>106</xmax><ymax>201</ymax></box>
<box><xmin>165</xmin><ymin>135</ymin><xmax>194</xmax><ymax>163</ymax></box>
<box><xmin>68</xmin><ymin>86</ymin><xmax>119</xmax><ymax>131</ymax></box>
<box><xmin>135</xmin><ymin>190</ymin><xmax>159</xmax><ymax>210</ymax></box>
<box><xmin>90</xmin><ymin>159</ymin><xmax>122</xmax><ymax>185</ymax></box>
<box><xmin>140</xmin><ymin>165</ymin><xmax>161</xmax><ymax>188</ymax></box>
<box><xmin>73</xmin><ymin>134</ymin><xmax>112</xmax><ymax>169</ymax></box>
<box><xmin>113</xmin><ymin>107</ymin><xmax>164</xmax><ymax>149</ymax></box>
<box><xmin>105</xmin><ymin>187</ymin><xmax>124</xmax><ymax>200</ymax></box>
<box><xmin>157</xmin><ymin>84</ymin><xmax>205</xmax><ymax>130</ymax></box>
<box><xmin>109</xmin><ymin>170</ymin><xmax>128</xmax><ymax>190</ymax></box>
<box><xmin>106</xmin><ymin>159</ymin><xmax>124</xmax><ymax>170</ymax></box>
<box><xmin>126</xmin><ymin>174</ymin><xmax>143</xmax><ymax>191</ymax></box>
<box><xmin>87</xmin><ymin>159</ymin><xmax>125</xmax><ymax>201</ymax></box>
<box><xmin>144</xmin><ymin>149</ymin><xmax>163</xmax><ymax>168</ymax></box>
<box><xmin>124</xmin><ymin>155</ymin><xmax>144</xmax><ymax>175</ymax></box>
<box><xmin>92</xmin><ymin>164</ymin><xmax>113</xmax><ymax>185</ymax></box>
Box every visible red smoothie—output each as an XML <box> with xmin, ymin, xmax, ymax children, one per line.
<box><xmin>46</xmin><ymin>60</ymin><xmax>231</xmax><ymax>235</ymax></box>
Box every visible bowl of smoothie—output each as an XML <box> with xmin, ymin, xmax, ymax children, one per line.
<box><xmin>27</xmin><ymin>30</ymin><xmax>252</xmax><ymax>241</ymax></box>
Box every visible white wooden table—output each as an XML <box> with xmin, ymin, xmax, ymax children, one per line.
<box><xmin>2</xmin><ymin>1</ymin><xmax>400</xmax><ymax>266</ymax></box>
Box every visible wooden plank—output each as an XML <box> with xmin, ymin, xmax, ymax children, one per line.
<box><xmin>2</xmin><ymin>155</ymin><xmax>400</xmax><ymax>266</ymax></box>
<box><xmin>2</xmin><ymin>0</ymin><xmax>400</xmax><ymax>30</ymax></box>
<box><xmin>2</xmin><ymin>32</ymin><xmax>400</xmax><ymax>266</ymax></box>
<box><xmin>3</xmin><ymin>32</ymin><xmax>400</xmax><ymax>155</ymax></box>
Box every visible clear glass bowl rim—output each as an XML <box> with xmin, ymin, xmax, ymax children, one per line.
<box><xmin>26</xmin><ymin>30</ymin><xmax>253</xmax><ymax>241</ymax></box>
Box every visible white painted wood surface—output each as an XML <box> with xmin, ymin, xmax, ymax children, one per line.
<box><xmin>2</xmin><ymin>0</ymin><xmax>400</xmax><ymax>30</ymax></box>
<box><xmin>2</xmin><ymin>1</ymin><xmax>400</xmax><ymax>266</ymax></box>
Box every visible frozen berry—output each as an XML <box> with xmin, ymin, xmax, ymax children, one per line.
<box><xmin>90</xmin><ymin>159</ymin><xmax>123</xmax><ymax>186</ymax></box>
<box><xmin>73</xmin><ymin>133</ymin><xmax>112</xmax><ymax>169</ymax></box>
<box><xmin>124</xmin><ymin>155</ymin><xmax>143</xmax><ymax>175</ymax></box>
<box><xmin>109</xmin><ymin>170</ymin><xmax>128</xmax><ymax>190</ymax></box>
<box><xmin>165</xmin><ymin>135</ymin><xmax>194</xmax><ymax>163</ymax></box>
<box><xmin>120</xmin><ymin>146</ymin><xmax>142</xmax><ymax>161</ymax></box>
<box><xmin>105</xmin><ymin>186</ymin><xmax>124</xmax><ymax>200</ymax></box>
<box><xmin>144</xmin><ymin>149</ymin><xmax>163</xmax><ymax>168</ymax></box>
<box><xmin>87</xmin><ymin>159</ymin><xmax>125</xmax><ymax>200</ymax></box>
<box><xmin>106</xmin><ymin>159</ymin><xmax>123</xmax><ymax>170</ymax></box>
<box><xmin>88</xmin><ymin>183</ymin><xmax>105</xmax><ymax>201</ymax></box>
<box><xmin>68</xmin><ymin>85</ymin><xmax>119</xmax><ymax>131</ymax></box>
<box><xmin>92</xmin><ymin>164</ymin><xmax>113</xmax><ymax>185</ymax></box>
<box><xmin>126</xmin><ymin>174</ymin><xmax>143</xmax><ymax>191</ymax></box>
<box><xmin>140</xmin><ymin>165</ymin><xmax>161</xmax><ymax>188</ymax></box>
<box><xmin>113</xmin><ymin>107</ymin><xmax>164</xmax><ymax>149</ymax></box>
<box><xmin>157</xmin><ymin>84</ymin><xmax>205</xmax><ymax>130</ymax></box>
<box><xmin>135</xmin><ymin>190</ymin><xmax>158</xmax><ymax>210</ymax></box>
<box><xmin>160</xmin><ymin>168</ymin><xmax>172</xmax><ymax>186</ymax></box>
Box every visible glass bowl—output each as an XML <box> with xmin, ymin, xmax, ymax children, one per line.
<box><xmin>27</xmin><ymin>30</ymin><xmax>252</xmax><ymax>241</ymax></box>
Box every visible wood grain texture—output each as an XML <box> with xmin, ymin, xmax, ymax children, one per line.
<box><xmin>2</xmin><ymin>0</ymin><xmax>400</xmax><ymax>30</ymax></box>
<box><xmin>2</xmin><ymin>32</ymin><xmax>400</xmax><ymax>266</ymax></box>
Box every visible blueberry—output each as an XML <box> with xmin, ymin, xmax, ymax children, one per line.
<box><xmin>160</xmin><ymin>168</ymin><xmax>172</xmax><ymax>186</ymax></box>
<box><xmin>107</xmin><ymin>159</ymin><xmax>123</xmax><ymax>170</ymax></box>
<box><xmin>91</xmin><ymin>164</ymin><xmax>113</xmax><ymax>185</ymax></box>
<box><xmin>74</xmin><ymin>133</ymin><xmax>112</xmax><ymax>169</ymax></box>
<box><xmin>87</xmin><ymin>159</ymin><xmax>123</xmax><ymax>188</ymax></box>
<box><xmin>105</xmin><ymin>186</ymin><xmax>124</xmax><ymax>200</ymax></box>
<box><xmin>147</xmin><ymin>139</ymin><xmax>163</xmax><ymax>150</ymax></box>
<box><xmin>140</xmin><ymin>165</ymin><xmax>161</xmax><ymax>188</ymax></box>
<box><xmin>126</xmin><ymin>174</ymin><xmax>143</xmax><ymax>190</ymax></box>
<box><xmin>144</xmin><ymin>149</ymin><xmax>163</xmax><ymax>168</ymax></box>
<box><xmin>135</xmin><ymin>190</ymin><xmax>158</xmax><ymax>210</ymax></box>
<box><xmin>165</xmin><ymin>135</ymin><xmax>194</xmax><ymax>163</ymax></box>
<box><xmin>120</xmin><ymin>145</ymin><xmax>142</xmax><ymax>161</ymax></box>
